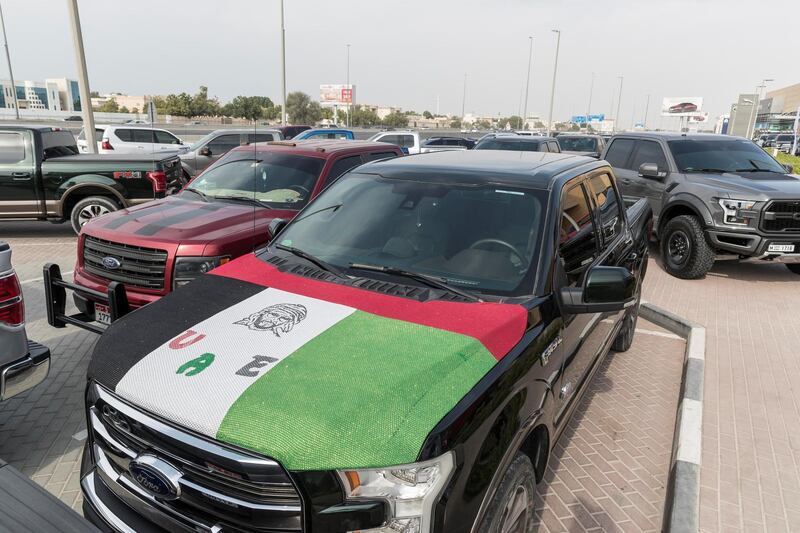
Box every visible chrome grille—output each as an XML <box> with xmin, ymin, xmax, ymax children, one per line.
<box><xmin>762</xmin><ymin>200</ymin><xmax>800</xmax><ymax>233</ymax></box>
<box><xmin>83</xmin><ymin>236</ymin><xmax>167</xmax><ymax>289</ymax></box>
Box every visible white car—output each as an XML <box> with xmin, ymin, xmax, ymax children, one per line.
<box><xmin>367</xmin><ymin>130</ymin><xmax>421</xmax><ymax>155</ymax></box>
<box><xmin>77</xmin><ymin>125</ymin><xmax>185</xmax><ymax>154</ymax></box>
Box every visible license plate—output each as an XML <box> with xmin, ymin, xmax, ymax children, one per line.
<box><xmin>94</xmin><ymin>303</ymin><xmax>112</xmax><ymax>325</ymax></box>
<box><xmin>768</xmin><ymin>243</ymin><xmax>795</xmax><ymax>253</ymax></box>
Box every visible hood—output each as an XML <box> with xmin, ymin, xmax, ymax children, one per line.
<box><xmin>89</xmin><ymin>254</ymin><xmax>527</xmax><ymax>471</ymax></box>
<box><xmin>686</xmin><ymin>171</ymin><xmax>800</xmax><ymax>198</ymax></box>
<box><xmin>86</xmin><ymin>195</ymin><xmax>274</xmax><ymax>244</ymax></box>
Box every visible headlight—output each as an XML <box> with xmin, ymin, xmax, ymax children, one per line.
<box><xmin>718</xmin><ymin>199</ymin><xmax>757</xmax><ymax>226</ymax></box>
<box><xmin>338</xmin><ymin>452</ymin><xmax>455</xmax><ymax>533</ymax></box>
<box><xmin>172</xmin><ymin>256</ymin><xmax>230</xmax><ymax>289</ymax></box>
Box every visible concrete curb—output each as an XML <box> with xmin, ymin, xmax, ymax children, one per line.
<box><xmin>639</xmin><ymin>301</ymin><xmax>705</xmax><ymax>533</ymax></box>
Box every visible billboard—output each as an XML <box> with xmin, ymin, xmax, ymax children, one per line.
<box><xmin>320</xmin><ymin>84</ymin><xmax>354</xmax><ymax>105</ymax></box>
<box><xmin>688</xmin><ymin>112</ymin><xmax>709</xmax><ymax>123</ymax></box>
<box><xmin>661</xmin><ymin>97</ymin><xmax>704</xmax><ymax>117</ymax></box>
<box><xmin>571</xmin><ymin>114</ymin><xmax>606</xmax><ymax>124</ymax></box>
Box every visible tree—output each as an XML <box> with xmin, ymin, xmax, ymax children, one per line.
<box><xmin>450</xmin><ymin>118</ymin><xmax>462</xmax><ymax>129</ymax></box>
<box><xmin>476</xmin><ymin>119</ymin><xmax>492</xmax><ymax>130</ymax></box>
<box><xmin>534</xmin><ymin>121</ymin><xmax>545</xmax><ymax>129</ymax></box>
<box><xmin>382</xmin><ymin>111</ymin><xmax>409</xmax><ymax>128</ymax></box>
<box><xmin>89</xmin><ymin>91</ymin><xmax>100</xmax><ymax>98</ymax></box>
<box><xmin>119</xmin><ymin>106</ymin><xmax>130</xmax><ymax>114</ymax></box>
<box><xmin>320</xmin><ymin>107</ymin><xmax>334</xmax><ymax>121</ymax></box>
<box><xmin>263</xmin><ymin>104</ymin><xmax>282</xmax><ymax>121</ymax></box>
<box><xmin>131</xmin><ymin>107</ymin><xmax>139</xmax><ymax>114</ymax></box>
<box><xmin>97</xmin><ymin>98</ymin><xmax>119</xmax><ymax>113</ymax></box>
<box><xmin>221</xmin><ymin>96</ymin><xmax>274</xmax><ymax>122</ymax></box>
<box><xmin>569</xmin><ymin>123</ymin><xmax>580</xmax><ymax>131</ymax></box>
<box><xmin>350</xmin><ymin>105</ymin><xmax>381</xmax><ymax>127</ymax></box>
<box><xmin>423</xmin><ymin>110</ymin><xmax>433</xmax><ymax>119</ymax></box>
<box><xmin>190</xmin><ymin>86</ymin><xmax>221</xmax><ymax>117</ymax></box>
<box><xmin>163</xmin><ymin>93</ymin><xmax>193</xmax><ymax>117</ymax></box>
<box><xmin>286</xmin><ymin>91</ymin><xmax>322</xmax><ymax>125</ymax></box>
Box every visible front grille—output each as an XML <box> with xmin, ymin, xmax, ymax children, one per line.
<box><xmin>762</xmin><ymin>200</ymin><xmax>800</xmax><ymax>233</ymax></box>
<box><xmin>83</xmin><ymin>236</ymin><xmax>168</xmax><ymax>289</ymax></box>
<box><xmin>87</xmin><ymin>384</ymin><xmax>302</xmax><ymax>532</ymax></box>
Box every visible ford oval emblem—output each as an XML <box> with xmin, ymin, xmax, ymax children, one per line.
<box><xmin>102</xmin><ymin>256</ymin><xmax>122</xmax><ymax>270</ymax></box>
<box><xmin>128</xmin><ymin>456</ymin><xmax>181</xmax><ymax>500</ymax></box>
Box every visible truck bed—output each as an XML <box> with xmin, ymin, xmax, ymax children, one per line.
<box><xmin>624</xmin><ymin>197</ymin><xmax>653</xmax><ymax>244</ymax></box>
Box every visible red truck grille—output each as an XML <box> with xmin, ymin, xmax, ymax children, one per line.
<box><xmin>83</xmin><ymin>236</ymin><xmax>168</xmax><ymax>290</ymax></box>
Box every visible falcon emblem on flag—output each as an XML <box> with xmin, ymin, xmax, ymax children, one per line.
<box><xmin>234</xmin><ymin>303</ymin><xmax>308</xmax><ymax>336</ymax></box>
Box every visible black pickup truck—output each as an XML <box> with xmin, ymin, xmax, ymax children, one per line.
<box><xmin>604</xmin><ymin>132</ymin><xmax>800</xmax><ymax>278</ymax></box>
<box><xmin>78</xmin><ymin>151</ymin><xmax>651</xmax><ymax>533</ymax></box>
<box><xmin>0</xmin><ymin>125</ymin><xmax>182</xmax><ymax>233</ymax></box>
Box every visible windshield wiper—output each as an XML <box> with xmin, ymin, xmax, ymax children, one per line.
<box><xmin>292</xmin><ymin>203</ymin><xmax>343</xmax><ymax>224</ymax></box>
<box><xmin>348</xmin><ymin>263</ymin><xmax>481</xmax><ymax>302</ymax></box>
<box><xmin>184</xmin><ymin>187</ymin><xmax>209</xmax><ymax>202</ymax></box>
<box><xmin>275</xmin><ymin>244</ymin><xmax>346</xmax><ymax>279</ymax></box>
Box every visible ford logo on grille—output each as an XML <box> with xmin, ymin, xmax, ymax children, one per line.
<box><xmin>101</xmin><ymin>256</ymin><xmax>122</xmax><ymax>270</ymax></box>
<box><xmin>128</xmin><ymin>455</ymin><xmax>181</xmax><ymax>500</ymax></box>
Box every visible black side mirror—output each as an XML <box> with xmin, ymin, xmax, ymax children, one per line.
<box><xmin>783</xmin><ymin>164</ymin><xmax>793</xmax><ymax>174</ymax></box>
<box><xmin>638</xmin><ymin>163</ymin><xmax>666</xmax><ymax>180</ymax></box>
<box><xmin>268</xmin><ymin>218</ymin><xmax>288</xmax><ymax>239</ymax></box>
<box><xmin>199</xmin><ymin>146</ymin><xmax>211</xmax><ymax>157</ymax></box>
<box><xmin>559</xmin><ymin>266</ymin><xmax>637</xmax><ymax>314</ymax></box>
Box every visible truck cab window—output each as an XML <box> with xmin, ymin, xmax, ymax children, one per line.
<box><xmin>630</xmin><ymin>140</ymin><xmax>668</xmax><ymax>173</ymax></box>
<box><xmin>558</xmin><ymin>183</ymin><xmax>597</xmax><ymax>286</ymax></box>
<box><xmin>604</xmin><ymin>138</ymin><xmax>635</xmax><ymax>169</ymax></box>
<box><xmin>588</xmin><ymin>174</ymin><xmax>624</xmax><ymax>245</ymax></box>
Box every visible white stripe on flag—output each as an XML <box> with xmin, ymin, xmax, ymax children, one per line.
<box><xmin>115</xmin><ymin>288</ymin><xmax>355</xmax><ymax>438</ymax></box>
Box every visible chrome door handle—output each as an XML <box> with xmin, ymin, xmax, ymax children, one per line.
<box><xmin>12</xmin><ymin>172</ymin><xmax>31</xmax><ymax>180</ymax></box>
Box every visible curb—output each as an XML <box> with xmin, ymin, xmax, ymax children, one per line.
<box><xmin>639</xmin><ymin>301</ymin><xmax>705</xmax><ymax>533</ymax></box>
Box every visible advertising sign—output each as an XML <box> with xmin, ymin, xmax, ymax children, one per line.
<box><xmin>661</xmin><ymin>97</ymin><xmax>704</xmax><ymax>117</ymax></box>
<box><xmin>688</xmin><ymin>112</ymin><xmax>709</xmax><ymax>123</ymax></box>
<box><xmin>320</xmin><ymin>84</ymin><xmax>354</xmax><ymax>105</ymax></box>
<box><xmin>571</xmin><ymin>114</ymin><xmax>605</xmax><ymax>124</ymax></box>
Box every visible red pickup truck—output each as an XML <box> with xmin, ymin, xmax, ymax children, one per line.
<box><xmin>63</xmin><ymin>140</ymin><xmax>402</xmax><ymax>327</ymax></box>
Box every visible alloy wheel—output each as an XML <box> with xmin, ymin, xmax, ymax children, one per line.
<box><xmin>78</xmin><ymin>203</ymin><xmax>111</xmax><ymax>227</ymax></box>
<box><xmin>498</xmin><ymin>484</ymin><xmax>530</xmax><ymax>533</ymax></box>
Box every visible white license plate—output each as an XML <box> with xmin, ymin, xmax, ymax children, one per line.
<box><xmin>768</xmin><ymin>244</ymin><xmax>795</xmax><ymax>253</ymax></box>
<box><xmin>94</xmin><ymin>303</ymin><xmax>112</xmax><ymax>325</ymax></box>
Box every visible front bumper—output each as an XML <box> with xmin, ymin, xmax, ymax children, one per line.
<box><xmin>705</xmin><ymin>229</ymin><xmax>800</xmax><ymax>261</ymax></box>
<box><xmin>0</xmin><ymin>340</ymin><xmax>50</xmax><ymax>401</ymax></box>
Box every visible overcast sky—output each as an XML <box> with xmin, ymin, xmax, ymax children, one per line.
<box><xmin>2</xmin><ymin>0</ymin><xmax>797</xmax><ymax>127</ymax></box>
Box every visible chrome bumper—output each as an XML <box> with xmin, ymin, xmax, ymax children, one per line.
<box><xmin>0</xmin><ymin>341</ymin><xmax>50</xmax><ymax>401</ymax></box>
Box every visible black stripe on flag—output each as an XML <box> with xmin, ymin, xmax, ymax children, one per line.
<box><xmin>88</xmin><ymin>274</ymin><xmax>265</xmax><ymax>389</ymax></box>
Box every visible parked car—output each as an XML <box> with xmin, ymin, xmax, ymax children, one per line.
<box><xmin>603</xmin><ymin>132</ymin><xmax>800</xmax><ymax>278</ymax></box>
<box><xmin>178</xmin><ymin>128</ymin><xmax>283</xmax><ymax>179</ymax></box>
<box><xmin>0</xmin><ymin>125</ymin><xmax>181</xmax><ymax>233</ymax></box>
<box><xmin>668</xmin><ymin>102</ymin><xmax>698</xmax><ymax>114</ymax></box>
<box><xmin>420</xmin><ymin>136</ymin><xmax>477</xmax><ymax>153</ymax></box>
<box><xmin>475</xmin><ymin>133</ymin><xmax>561</xmax><ymax>153</ymax></box>
<box><xmin>756</xmin><ymin>133</ymin><xmax>778</xmax><ymax>147</ymax></box>
<box><xmin>76</xmin><ymin>150</ymin><xmax>650</xmax><ymax>533</ymax></box>
<box><xmin>44</xmin><ymin>140</ymin><xmax>403</xmax><ymax>329</ymax></box>
<box><xmin>274</xmin><ymin>125</ymin><xmax>312</xmax><ymax>140</ymax></box>
<box><xmin>774</xmin><ymin>134</ymin><xmax>798</xmax><ymax>153</ymax></box>
<box><xmin>77</xmin><ymin>125</ymin><xmax>185</xmax><ymax>154</ymax></box>
<box><xmin>0</xmin><ymin>242</ymin><xmax>50</xmax><ymax>402</ymax></box>
<box><xmin>62</xmin><ymin>115</ymin><xmax>82</xmax><ymax>122</ymax></box>
<box><xmin>294</xmin><ymin>128</ymin><xmax>355</xmax><ymax>140</ymax></box>
<box><xmin>556</xmin><ymin>133</ymin><xmax>606</xmax><ymax>158</ymax></box>
<box><xmin>368</xmin><ymin>130</ymin><xmax>422</xmax><ymax>154</ymax></box>
<box><xmin>124</xmin><ymin>119</ymin><xmax>149</xmax><ymax>125</ymax></box>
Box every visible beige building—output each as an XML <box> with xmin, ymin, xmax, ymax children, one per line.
<box><xmin>91</xmin><ymin>93</ymin><xmax>147</xmax><ymax>112</ymax></box>
<box><xmin>765</xmin><ymin>83</ymin><xmax>800</xmax><ymax>114</ymax></box>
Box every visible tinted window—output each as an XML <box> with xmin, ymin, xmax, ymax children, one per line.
<box><xmin>630</xmin><ymin>140</ymin><xmax>668</xmax><ymax>172</ymax></box>
<box><xmin>115</xmin><ymin>129</ymin><xmax>134</xmax><ymax>142</ymax></box>
<box><xmin>249</xmin><ymin>133</ymin><xmax>277</xmax><ymax>143</ymax></box>
<box><xmin>154</xmin><ymin>130</ymin><xmax>180</xmax><ymax>144</ymax></box>
<box><xmin>0</xmin><ymin>132</ymin><xmax>25</xmax><ymax>164</ymax></box>
<box><xmin>363</xmin><ymin>151</ymin><xmax>398</xmax><ymax>162</ymax></box>
<box><xmin>539</xmin><ymin>142</ymin><xmax>550</xmax><ymax>153</ymax></box>
<box><xmin>207</xmin><ymin>134</ymin><xmax>241</xmax><ymax>154</ymax></box>
<box><xmin>423</xmin><ymin>138</ymin><xmax>445</xmax><ymax>146</ymax></box>
<box><xmin>559</xmin><ymin>183</ymin><xmax>597</xmax><ymax>286</ymax></box>
<box><xmin>185</xmin><ymin>153</ymin><xmax>325</xmax><ymax>209</ymax></box>
<box><xmin>133</xmin><ymin>129</ymin><xmax>155</xmax><ymax>143</ymax></box>
<box><xmin>604</xmin><ymin>138</ymin><xmax>635</xmax><ymax>169</ymax></box>
<box><xmin>549</xmin><ymin>141</ymin><xmax>560</xmax><ymax>153</ymax></box>
<box><xmin>323</xmin><ymin>155</ymin><xmax>363</xmax><ymax>187</ymax></box>
<box><xmin>588</xmin><ymin>174</ymin><xmax>624</xmax><ymax>245</ymax></box>
<box><xmin>559</xmin><ymin>137</ymin><xmax>598</xmax><ymax>152</ymax></box>
<box><xmin>77</xmin><ymin>127</ymin><xmax>104</xmax><ymax>141</ymax></box>
<box><xmin>668</xmin><ymin>139</ymin><xmax>787</xmax><ymax>174</ymax></box>
<box><xmin>475</xmin><ymin>138</ymin><xmax>543</xmax><ymax>152</ymax></box>
<box><xmin>398</xmin><ymin>135</ymin><xmax>415</xmax><ymax>148</ymax></box>
<box><xmin>41</xmin><ymin>131</ymin><xmax>79</xmax><ymax>158</ymax></box>
<box><xmin>378</xmin><ymin>135</ymin><xmax>400</xmax><ymax>146</ymax></box>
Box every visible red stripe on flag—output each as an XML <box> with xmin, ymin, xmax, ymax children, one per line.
<box><xmin>211</xmin><ymin>254</ymin><xmax>527</xmax><ymax>360</ymax></box>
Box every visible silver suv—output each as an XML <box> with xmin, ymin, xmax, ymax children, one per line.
<box><xmin>0</xmin><ymin>242</ymin><xmax>50</xmax><ymax>401</ymax></box>
<box><xmin>178</xmin><ymin>128</ymin><xmax>283</xmax><ymax>179</ymax></box>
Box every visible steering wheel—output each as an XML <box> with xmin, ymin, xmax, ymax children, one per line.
<box><xmin>468</xmin><ymin>239</ymin><xmax>526</xmax><ymax>267</ymax></box>
<box><xmin>287</xmin><ymin>185</ymin><xmax>310</xmax><ymax>197</ymax></box>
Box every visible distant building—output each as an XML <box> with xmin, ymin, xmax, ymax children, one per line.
<box><xmin>755</xmin><ymin>82</ymin><xmax>800</xmax><ymax>132</ymax></box>
<box><xmin>0</xmin><ymin>77</ymin><xmax>81</xmax><ymax>112</ymax></box>
<box><xmin>91</xmin><ymin>93</ymin><xmax>146</xmax><ymax>112</ymax></box>
<box><xmin>46</xmin><ymin>78</ymin><xmax>81</xmax><ymax>111</ymax></box>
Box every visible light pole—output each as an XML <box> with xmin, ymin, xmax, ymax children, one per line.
<box><xmin>546</xmin><ymin>29</ymin><xmax>561</xmax><ymax>136</ymax></box>
<box><xmin>747</xmin><ymin>78</ymin><xmax>772</xmax><ymax>139</ymax></box>
<box><xmin>523</xmin><ymin>36</ymin><xmax>533</xmax><ymax>131</ymax></box>
<box><xmin>586</xmin><ymin>72</ymin><xmax>595</xmax><ymax>128</ymax></box>
<box><xmin>279</xmin><ymin>0</ymin><xmax>287</xmax><ymax>126</ymax></box>
<box><xmin>346</xmin><ymin>44</ymin><xmax>350</xmax><ymax>127</ymax></box>
<box><xmin>615</xmin><ymin>76</ymin><xmax>624</xmax><ymax>133</ymax></box>
<box><xmin>461</xmin><ymin>73</ymin><xmax>467</xmax><ymax>127</ymax></box>
<box><xmin>0</xmin><ymin>2</ymin><xmax>19</xmax><ymax>119</ymax></box>
<box><xmin>643</xmin><ymin>94</ymin><xmax>650</xmax><ymax>129</ymax></box>
<box><xmin>66</xmin><ymin>0</ymin><xmax>97</xmax><ymax>153</ymax></box>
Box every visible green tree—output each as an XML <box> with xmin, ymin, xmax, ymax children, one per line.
<box><xmin>382</xmin><ymin>111</ymin><xmax>409</xmax><ymax>128</ymax></box>
<box><xmin>320</xmin><ymin>107</ymin><xmax>334</xmax><ymax>121</ymax></box>
<box><xmin>131</xmin><ymin>107</ymin><xmax>139</xmax><ymax>114</ymax></box>
<box><xmin>569</xmin><ymin>123</ymin><xmax>580</xmax><ymax>131</ymax></box>
<box><xmin>286</xmin><ymin>91</ymin><xmax>322</xmax><ymax>125</ymax></box>
<box><xmin>97</xmin><ymin>98</ymin><xmax>119</xmax><ymax>113</ymax></box>
<box><xmin>190</xmin><ymin>86</ymin><xmax>222</xmax><ymax>117</ymax></box>
<box><xmin>263</xmin><ymin>104</ymin><xmax>282</xmax><ymax>121</ymax></box>
<box><xmin>221</xmin><ymin>96</ymin><xmax>274</xmax><ymax>122</ymax></box>
<box><xmin>450</xmin><ymin>118</ymin><xmax>462</xmax><ymax>129</ymax></box>
<box><xmin>422</xmin><ymin>110</ymin><xmax>433</xmax><ymax>119</ymax></box>
<box><xmin>350</xmin><ymin>105</ymin><xmax>380</xmax><ymax>127</ymax></box>
<box><xmin>476</xmin><ymin>119</ymin><xmax>491</xmax><ymax>130</ymax></box>
<box><xmin>163</xmin><ymin>93</ymin><xmax>193</xmax><ymax>117</ymax></box>
<box><xmin>119</xmin><ymin>106</ymin><xmax>130</xmax><ymax>114</ymax></box>
<box><xmin>534</xmin><ymin>121</ymin><xmax>545</xmax><ymax>129</ymax></box>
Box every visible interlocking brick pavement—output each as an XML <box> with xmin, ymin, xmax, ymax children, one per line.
<box><xmin>531</xmin><ymin>326</ymin><xmax>686</xmax><ymax>532</ymax></box>
<box><xmin>642</xmin><ymin>254</ymin><xmax>800</xmax><ymax>533</ymax></box>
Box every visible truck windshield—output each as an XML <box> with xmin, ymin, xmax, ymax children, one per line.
<box><xmin>184</xmin><ymin>154</ymin><xmax>325</xmax><ymax>209</ymax></box>
<box><xmin>558</xmin><ymin>137</ymin><xmax>597</xmax><ymax>152</ymax></box>
<box><xmin>668</xmin><ymin>139</ymin><xmax>787</xmax><ymax>174</ymax></box>
<box><xmin>271</xmin><ymin>173</ymin><xmax>546</xmax><ymax>297</ymax></box>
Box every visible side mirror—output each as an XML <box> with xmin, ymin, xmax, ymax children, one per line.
<box><xmin>199</xmin><ymin>146</ymin><xmax>211</xmax><ymax>157</ymax></box>
<box><xmin>638</xmin><ymin>163</ymin><xmax>666</xmax><ymax>180</ymax></box>
<box><xmin>783</xmin><ymin>164</ymin><xmax>793</xmax><ymax>174</ymax></box>
<box><xmin>559</xmin><ymin>266</ymin><xmax>637</xmax><ymax>314</ymax></box>
<box><xmin>268</xmin><ymin>218</ymin><xmax>288</xmax><ymax>239</ymax></box>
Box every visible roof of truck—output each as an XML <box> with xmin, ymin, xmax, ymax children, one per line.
<box><xmin>229</xmin><ymin>139</ymin><xmax>401</xmax><ymax>158</ymax></box>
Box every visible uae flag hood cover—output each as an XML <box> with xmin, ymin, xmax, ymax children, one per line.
<box><xmin>89</xmin><ymin>254</ymin><xmax>528</xmax><ymax>471</ymax></box>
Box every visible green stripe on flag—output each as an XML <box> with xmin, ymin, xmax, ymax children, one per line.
<box><xmin>216</xmin><ymin>311</ymin><xmax>497</xmax><ymax>471</ymax></box>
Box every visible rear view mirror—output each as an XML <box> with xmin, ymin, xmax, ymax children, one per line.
<box><xmin>559</xmin><ymin>266</ymin><xmax>637</xmax><ymax>314</ymax></box>
<box><xmin>784</xmin><ymin>164</ymin><xmax>794</xmax><ymax>174</ymax></box>
<box><xmin>638</xmin><ymin>163</ymin><xmax>666</xmax><ymax>180</ymax></box>
<box><xmin>268</xmin><ymin>218</ymin><xmax>288</xmax><ymax>239</ymax></box>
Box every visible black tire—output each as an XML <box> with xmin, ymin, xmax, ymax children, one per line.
<box><xmin>69</xmin><ymin>196</ymin><xmax>119</xmax><ymax>234</ymax></box>
<box><xmin>660</xmin><ymin>215</ymin><xmax>715</xmax><ymax>279</ymax></box>
<box><xmin>612</xmin><ymin>293</ymin><xmax>640</xmax><ymax>352</ymax></box>
<box><xmin>479</xmin><ymin>454</ymin><xmax>536</xmax><ymax>533</ymax></box>
<box><xmin>786</xmin><ymin>264</ymin><xmax>800</xmax><ymax>275</ymax></box>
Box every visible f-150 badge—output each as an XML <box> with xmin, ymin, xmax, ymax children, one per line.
<box><xmin>234</xmin><ymin>303</ymin><xmax>308</xmax><ymax>336</ymax></box>
<box><xmin>541</xmin><ymin>336</ymin><xmax>562</xmax><ymax>366</ymax></box>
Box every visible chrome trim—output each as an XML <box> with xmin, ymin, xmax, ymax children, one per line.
<box><xmin>0</xmin><ymin>356</ymin><xmax>49</xmax><ymax>401</ymax></box>
<box><xmin>81</xmin><ymin>471</ymin><xmax>138</xmax><ymax>533</ymax></box>
<box><xmin>743</xmin><ymin>252</ymin><xmax>800</xmax><ymax>264</ymax></box>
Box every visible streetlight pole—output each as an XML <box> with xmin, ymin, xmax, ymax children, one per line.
<box><xmin>546</xmin><ymin>29</ymin><xmax>561</xmax><ymax>136</ymax></box>
<box><xmin>66</xmin><ymin>0</ymin><xmax>97</xmax><ymax>153</ymax></box>
<box><xmin>279</xmin><ymin>0</ymin><xmax>287</xmax><ymax>126</ymax></box>
<box><xmin>0</xmin><ymin>2</ymin><xmax>19</xmax><ymax>119</ymax></box>
<box><xmin>523</xmin><ymin>36</ymin><xmax>533</xmax><ymax>131</ymax></box>
<box><xmin>461</xmin><ymin>73</ymin><xmax>467</xmax><ymax>127</ymax></box>
<box><xmin>615</xmin><ymin>76</ymin><xmax>624</xmax><ymax>133</ymax></box>
<box><xmin>747</xmin><ymin>78</ymin><xmax>772</xmax><ymax>139</ymax></box>
<box><xmin>346</xmin><ymin>44</ymin><xmax>350</xmax><ymax>128</ymax></box>
<box><xmin>585</xmin><ymin>72</ymin><xmax>594</xmax><ymax>127</ymax></box>
<box><xmin>643</xmin><ymin>94</ymin><xmax>650</xmax><ymax>129</ymax></box>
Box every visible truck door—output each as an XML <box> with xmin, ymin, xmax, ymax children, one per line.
<box><xmin>628</xmin><ymin>140</ymin><xmax>669</xmax><ymax>220</ymax></box>
<box><xmin>604</xmin><ymin>138</ymin><xmax>640</xmax><ymax>198</ymax></box>
<box><xmin>0</xmin><ymin>131</ymin><xmax>40</xmax><ymax>218</ymax></box>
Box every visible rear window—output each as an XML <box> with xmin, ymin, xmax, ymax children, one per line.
<box><xmin>475</xmin><ymin>138</ymin><xmax>543</xmax><ymax>152</ymax></box>
<box><xmin>77</xmin><ymin>128</ymin><xmax>104</xmax><ymax>141</ymax></box>
<box><xmin>559</xmin><ymin>137</ymin><xmax>598</xmax><ymax>152</ymax></box>
<box><xmin>41</xmin><ymin>131</ymin><xmax>79</xmax><ymax>158</ymax></box>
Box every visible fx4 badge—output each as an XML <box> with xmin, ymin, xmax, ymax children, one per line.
<box><xmin>541</xmin><ymin>336</ymin><xmax>562</xmax><ymax>366</ymax></box>
<box><xmin>234</xmin><ymin>303</ymin><xmax>307</xmax><ymax>336</ymax></box>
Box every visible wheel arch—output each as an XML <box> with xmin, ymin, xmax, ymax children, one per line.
<box><xmin>657</xmin><ymin>195</ymin><xmax>712</xmax><ymax>238</ymax></box>
<box><xmin>60</xmin><ymin>184</ymin><xmax>125</xmax><ymax>219</ymax></box>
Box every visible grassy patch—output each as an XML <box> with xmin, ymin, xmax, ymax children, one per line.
<box><xmin>763</xmin><ymin>147</ymin><xmax>800</xmax><ymax>169</ymax></box>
